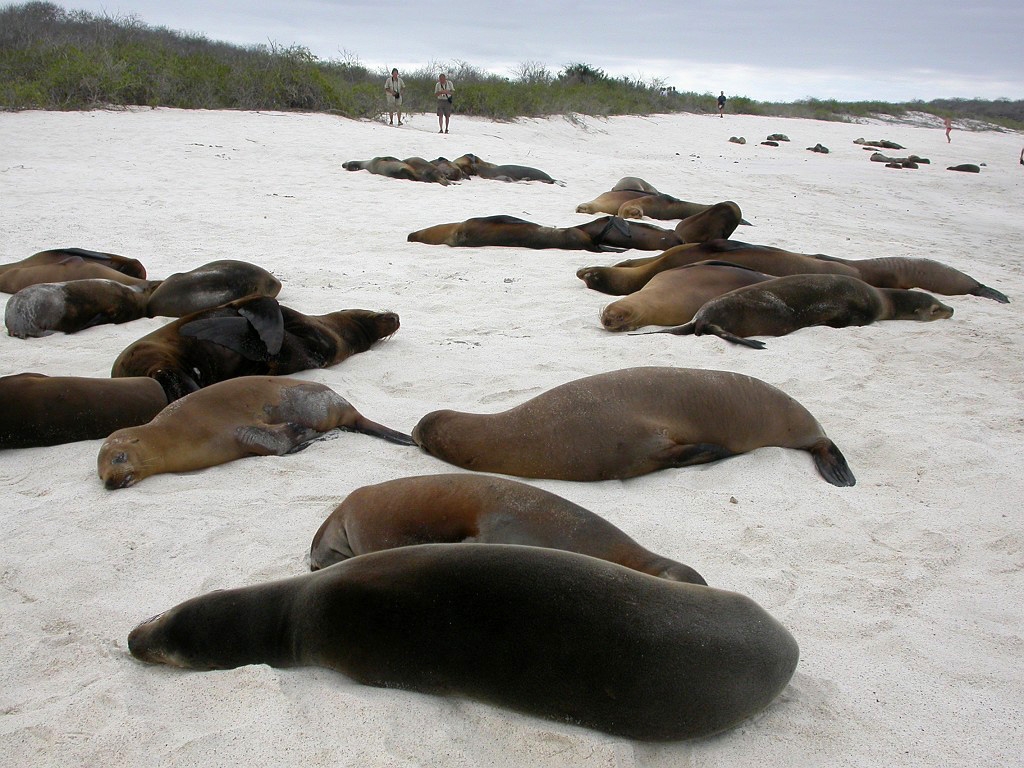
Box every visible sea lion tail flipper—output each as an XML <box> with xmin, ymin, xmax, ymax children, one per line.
<box><xmin>344</xmin><ymin>417</ymin><xmax>417</xmax><ymax>446</ymax></box>
<box><xmin>971</xmin><ymin>284</ymin><xmax>1010</xmax><ymax>304</ymax></box>
<box><xmin>655</xmin><ymin>442</ymin><xmax>737</xmax><ymax>467</ymax></box>
<box><xmin>702</xmin><ymin>323</ymin><xmax>766</xmax><ymax>349</ymax></box>
<box><xmin>236</xmin><ymin>297</ymin><xmax>285</xmax><ymax>354</ymax></box>
<box><xmin>809</xmin><ymin>439</ymin><xmax>856</xmax><ymax>487</ymax></box>
<box><xmin>628</xmin><ymin>323</ymin><xmax>696</xmax><ymax>336</ymax></box>
<box><xmin>179</xmin><ymin>316</ymin><xmax>271</xmax><ymax>361</ymax></box>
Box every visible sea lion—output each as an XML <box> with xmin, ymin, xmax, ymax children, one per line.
<box><xmin>610</xmin><ymin>176</ymin><xmax>661</xmax><ymax>193</ymax></box>
<box><xmin>429</xmin><ymin>156</ymin><xmax>465</xmax><ymax>181</ymax></box>
<box><xmin>5</xmin><ymin>279</ymin><xmax>156</xmax><ymax>337</ymax></box>
<box><xmin>342</xmin><ymin>156</ymin><xmax>448</xmax><ymax>185</ymax></box>
<box><xmin>309</xmin><ymin>473</ymin><xmax>706</xmax><ymax>583</ymax></box>
<box><xmin>127</xmin><ymin>542</ymin><xmax>799</xmax><ymax>741</ymax></box>
<box><xmin>451</xmin><ymin>154</ymin><xmax>557</xmax><ymax>183</ymax></box>
<box><xmin>111</xmin><ymin>295</ymin><xmax>399</xmax><ymax>401</ymax></box>
<box><xmin>0</xmin><ymin>248</ymin><xmax>147</xmax><ymax>293</ymax></box>
<box><xmin>413</xmin><ymin>366</ymin><xmax>856</xmax><ymax>486</ymax></box>
<box><xmin>854</xmin><ymin>138</ymin><xmax>905</xmax><ymax>150</ymax></box>
<box><xmin>870</xmin><ymin>152</ymin><xmax>930</xmax><ymax>165</ymax></box>
<box><xmin>946</xmin><ymin>164</ymin><xmax>981</xmax><ymax>173</ymax></box>
<box><xmin>0</xmin><ymin>373</ymin><xmax>167</xmax><ymax>449</ymax></box>
<box><xmin>600</xmin><ymin>262</ymin><xmax>773</xmax><ymax>331</ymax></box>
<box><xmin>407</xmin><ymin>215</ymin><xmax>677</xmax><ymax>252</ymax></box>
<box><xmin>98</xmin><ymin>376</ymin><xmax>413</xmax><ymax>488</ymax></box>
<box><xmin>640</xmin><ymin>274</ymin><xmax>954</xmax><ymax>349</ymax></box>
<box><xmin>674</xmin><ymin>201</ymin><xmax>743</xmax><ymax>243</ymax></box>
<box><xmin>577</xmin><ymin>239</ymin><xmax>1009</xmax><ymax>302</ymax></box>
<box><xmin>145</xmin><ymin>260</ymin><xmax>282</xmax><ymax>317</ymax></box>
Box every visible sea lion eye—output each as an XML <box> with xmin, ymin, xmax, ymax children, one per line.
<box><xmin>112</xmin><ymin>452</ymin><xmax>128</xmax><ymax>465</ymax></box>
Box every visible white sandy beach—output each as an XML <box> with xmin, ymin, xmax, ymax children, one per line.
<box><xmin>1</xmin><ymin>106</ymin><xmax>1022</xmax><ymax>767</ymax></box>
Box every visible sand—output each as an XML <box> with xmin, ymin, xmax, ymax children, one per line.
<box><xmin>1</xmin><ymin>107</ymin><xmax>1022</xmax><ymax>767</ymax></box>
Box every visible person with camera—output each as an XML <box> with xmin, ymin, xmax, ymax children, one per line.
<box><xmin>384</xmin><ymin>68</ymin><xmax>405</xmax><ymax>125</ymax></box>
<box><xmin>435</xmin><ymin>73</ymin><xmax>454</xmax><ymax>133</ymax></box>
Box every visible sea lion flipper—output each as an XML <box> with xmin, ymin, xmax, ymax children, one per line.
<box><xmin>629</xmin><ymin>323</ymin><xmax>697</xmax><ymax>337</ymax></box>
<box><xmin>971</xmin><ymin>284</ymin><xmax>1010</xmax><ymax>304</ymax></box>
<box><xmin>236</xmin><ymin>423</ymin><xmax>322</xmax><ymax>456</ymax></box>
<box><xmin>809</xmin><ymin>439</ymin><xmax>856</xmax><ymax>487</ymax></box>
<box><xmin>654</xmin><ymin>442</ymin><xmax>737</xmax><ymax>467</ymax></box>
<box><xmin>701</xmin><ymin>323</ymin><xmax>766</xmax><ymax>349</ymax></box>
<box><xmin>236</xmin><ymin>297</ymin><xmax>285</xmax><ymax>354</ymax></box>
<box><xmin>179</xmin><ymin>317</ymin><xmax>270</xmax><ymax>361</ymax></box>
<box><xmin>152</xmin><ymin>369</ymin><xmax>200</xmax><ymax>403</ymax></box>
<box><xmin>342</xmin><ymin>416</ymin><xmax>417</xmax><ymax>446</ymax></box>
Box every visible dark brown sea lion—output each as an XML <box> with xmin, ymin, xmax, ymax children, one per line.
<box><xmin>111</xmin><ymin>295</ymin><xmax>399</xmax><ymax>401</ymax></box>
<box><xmin>870</xmin><ymin>152</ymin><xmax>930</xmax><ymax>165</ymax></box>
<box><xmin>429</xmin><ymin>156</ymin><xmax>465</xmax><ymax>181</ymax></box>
<box><xmin>610</xmin><ymin>176</ymin><xmax>661</xmax><ymax>193</ymax></box>
<box><xmin>98</xmin><ymin>376</ymin><xmax>413</xmax><ymax>488</ymax></box>
<box><xmin>946</xmin><ymin>164</ymin><xmax>981</xmax><ymax>173</ymax></box>
<box><xmin>0</xmin><ymin>248</ymin><xmax>147</xmax><ymax>293</ymax></box>
<box><xmin>577</xmin><ymin>239</ymin><xmax>1009</xmax><ymax>302</ymax></box>
<box><xmin>407</xmin><ymin>215</ymin><xmax>677</xmax><ymax>252</ymax></box>
<box><xmin>145</xmin><ymin>260</ymin><xmax>282</xmax><ymax>317</ymax></box>
<box><xmin>127</xmin><ymin>542</ymin><xmax>799</xmax><ymax>741</ymax></box>
<box><xmin>452</xmin><ymin>154</ymin><xmax>557</xmax><ymax>183</ymax></box>
<box><xmin>5</xmin><ymin>279</ymin><xmax>156</xmax><ymax>338</ymax></box>
<box><xmin>600</xmin><ymin>262</ymin><xmax>773</xmax><ymax>331</ymax></box>
<box><xmin>640</xmin><ymin>274</ymin><xmax>954</xmax><ymax>349</ymax></box>
<box><xmin>0</xmin><ymin>373</ymin><xmax>167</xmax><ymax>449</ymax></box>
<box><xmin>342</xmin><ymin>156</ymin><xmax>448</xmax><ymax>184</ymax></box>
<box><xmin>309</xmin><ymin>473</ymin><xmax>706</xmax><ymax>583</ymax></box>
<box><xmin>674</xmin><ymin>201</ymin><xmax>743</xmax><ymax>243</ymax></box>
<box><xmin>854</xmin><ymin>138</ymin><xmax>905</xmax><ymax>150</ymax></box>
<box><xmin>413</xmin><ymin>366</ymin><xmax>855</xmax><ymax>486</ymax></box>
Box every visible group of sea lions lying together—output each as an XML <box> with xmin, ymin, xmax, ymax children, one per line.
<box><xmin>343</xmin><ymin>152</ymin><xmax>559</xmax><ymax>185</ymax></box>
<box><xmin>3</xmin><ymin>153</ymin><xmax>1008</xmax><ymax>742</ymax></box>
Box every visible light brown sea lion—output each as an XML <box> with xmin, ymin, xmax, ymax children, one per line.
<box><xmin>429</xmin><ymin>156</ymin><xmax>465</xmax><ymax>181</ymax></box>
<box><xmin>407</xmin><ymin>215</ymin><xmax>678</xmax><ymax>252</ymax></box>
<box><xmin>413</xmin><ymin>366</ymin><xmax>855</xmax><ymax>486</ymax></box>
<box><xmin>342</xmin><ymin>156</ymin><xmax>448</xmax><ymax>185</ymax></box>
<box><xmin>0</xmin><ymin>248</ymin><xmax>148</xmax><ymax>293</ymax></box>
<box><xmin>145</xmin><ymin>260</ymin><xmax>282</xmax><ymax>317</ymax></box>
<box><xmin>600</xmin><ymin>262</ymin><xmax>773</xmax><ymax>331</ymax></box>
<box><xmin>5</xmin><ymin>279</ymin><xmax>157</xmax><ymax>337</ymax></box>
<box><xmin>127</xmin><ymin>542</ymin><xmax>799</xmax><ymax>741</ymax></box>
<box><xmin>577</xmin><ymin>239</ymin><xmax>1009</xmax><ymax>302</ymax></box>
<box><xmin>111</xmin><ymin>295</ymin><xmax>400</xmax><ymax>401</ymax></box>
<box><xmin>0</xmin><ymin>373</ymin><xmax>167</xmax><ymax>449</ymax></box>
<box><xmin>309</xmin><ymin>473</ymin><xmax>706</xmax><ymax>583</ymax></box>
<box><xmin>451</xmin><ymin>153</ymin><xmax>557</xmax><ymax>183</ymax></box>
<box><xmin>98</xmin><ymin>376</ymin><xmax>413</xmax><ymax>488</ymax></box>
<box><xmin>640</xmin><ymin>274</ymin><xmax>954</xmax><ymax>349</ymax></box>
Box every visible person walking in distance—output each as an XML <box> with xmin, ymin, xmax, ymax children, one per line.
<box><xmin>944</xmin><ymin>116</ymin><xmax>953</xmax><ymax>143</ymax></box>
<box><xmin>717</xmin><ymin>91</ymin><xmax>726</xmax><ymax>117</ymax></box>
<box><xmin>384</xmin><ymin>68</ymin><xmax>405</xmax><ymax>125</ymax></box>
<box><xmin>435</xmin><ymin>73</ymin><xmax>454</xmax><ymax>133</ymax></box>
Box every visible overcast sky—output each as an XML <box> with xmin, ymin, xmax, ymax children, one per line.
<box><xmin>52</xmin><ymin>0</ymin><xmax>1022</xmax><ymax>102</ymax></box>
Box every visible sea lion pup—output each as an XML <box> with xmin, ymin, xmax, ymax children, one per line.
<box><xmin>578</xmin><ymin>239</ymin><xmax>1010</xmax><ymax>302</ymax></box>
<box><xmin>5</xmin><ymin>279</ymin><xmax>157</xmax><ymax>338</ymax></box>
<box><xmin>309</xmin><ymin>473</ymin><xmax>706</xmax><ymax>583</ymax></box>
<box><xmin>451</xmin><ymin>153</ymin><xmax>558</xmax><ymax>183</ymax></box>
<box><xmin>127</xmin><ymin>543</ymin><xmax>799</xmax><ymax>741</ymax></box>
<box><xmin>111</xmin><ymin>295</ymin><xmax>400</xmax><ymax>401</ymax></box>
<box><xmin>145</xmin><ymin>260</ymin><xmax>282</xmax><ymax>317</ymax></box>
<box><xmin>413</xmin><ymin>366</ymin><xmax>856</xmax><ymax>486</ymax></box>
<box><xmin>98</xmin><ymin>376</ymin><xmax>414</xmax><ymax>489</ymax></box>
<box><xmin>0</xmin><ymin>248</ymin><xmax>148</xmax><ymax>293</ymax></box>
<box><xmin>600</xmin><ymin>262</ymin><xmax>773</xmax><ymax>331</ymax></box>
<box><xmin>342</xmin><ymin>156</ymin><xmax>448</xmax><ymax>184</ymax></box>
<box><xmin>0</xmin><ymin>373</ymin><xmax>167</xmax><ymax>449</ymax></box>
<box><xmin>407</xmin><ymin>215</ymin><xmax>672</xmax><ymax>252</ymax></box>
<box><xmin>641</xmin><ymin>274</ymin><xmax>954</xmax><ymax>349</ymax></box>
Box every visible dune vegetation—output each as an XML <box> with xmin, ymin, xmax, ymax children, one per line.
<box><xmin>2</xmin><ymin>1</ymin><xmax>1022</xmax><ymax>129</ymax></box>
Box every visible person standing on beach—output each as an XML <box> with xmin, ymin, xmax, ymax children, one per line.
<box><xmin>384</xmin><ymin>68</ymin><xmax>405</xmax><ymax>125</ymax></box>
<box><xmin>944</xmin><ymin>116</ymin><xmax>952</xmax><ymax>143</ymax></box>
<box><xmin>717</xmin><ymin>91</ymin><xmax>726</xmax><ymax>117</ymax></box>
<box><xmin>435</xmin><ymin>73</ymin><xmax>454</xmax><ymax>133</ymax></box>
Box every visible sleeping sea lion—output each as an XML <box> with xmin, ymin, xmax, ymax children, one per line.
<box><xmin>640</xmin><ymin>274</ymin><xmax>954</xmax><ymax>348</ymax></box>
<box><xmin>0</xmin><ymin>248</ymin><xmax>147</xmax><ymax>293</ymax></box>
<box><xmin>127</xmin><ymin>543</ymin><xmax>799</xmax><ymax>741</ymax></box>
<box><xmin>343</xmin><ymin>157</ymin><xmax>448</xmax><ymax>185</ymax></box>
<box><xmin>5</xmin><ymin>279</ymin><xmax>156</xmax><ymax>337</ymax></box>
<box><xmin>111</xmin><ymin>295</ymin><xmax>399</xmax><ymax>401</ymax></box>
<box><xmin>145</xmin><ymin>260</ymin><xmax>282</xmax><ymax>317</ymax></box>
<box><xmin>452</xmin><ymin>154</ymin><xmax>557</xmax><ymax>183</ymax></box>
<box><xmin>97</xmin><ymin>376</ymin><xmax>413</xmax><ymax>488</ymax></box>
<box><xmin>0</xmin><ymin>373</ymin><xmax>167</xmax><ymax>449</ymax></box>
<box><xmin>309</xmin><ymin>473</ymin><xmax>706</xmax><ymax>583</ymax></box>
<box><xmin>413</xmin><ymin>366</ymin><xmax>856</xmax><ymax>486</ymax></box>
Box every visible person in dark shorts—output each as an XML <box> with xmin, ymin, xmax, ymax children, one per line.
<box><xmin>717</xmin><ymin>91</ymin><xmax>726</xmax><ymax>118</ymax></box>
<box><xmin>435</xmin><ymin>73</ymin><xmax>454</xmax><ymax>133</ymax></box>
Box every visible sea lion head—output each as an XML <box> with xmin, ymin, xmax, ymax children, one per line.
<box><xmin>97</xmin><ymin>433</ymin><xmax>152</xmax><ymax>489</ymax></box>
<box><xmin>599</xmin><ymin>301</ymin><xmax>641</xmax><ymax>332</ymax></box>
